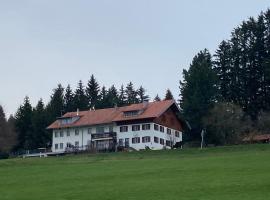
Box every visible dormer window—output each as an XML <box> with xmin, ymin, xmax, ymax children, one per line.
<box><xmin>59</xmin><ymin>116</ymin><xmax>80</xmax><ymax>125</ymax></box>
<box><xmin>123</xmin><ymin>110</ymin><xmax>140</xmax><ymax>117</ymax></box>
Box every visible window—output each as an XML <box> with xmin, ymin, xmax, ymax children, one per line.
<box><xmin>55</xmin><ymin>131</ymin><xmax>59</xmax><ymax>138</ymax></box>
<box><xmin>120</xmin><ymin>126</ymin><xmax>128</xmax><ymax>132</ymax></box>
<box><xmin>55</xmin><ymin>143</ymin><xmax>59</xmax><ymax>150</ymax></box>
<box><xmin>88</xmin><ymin>128</ymin><xmax>92</xmax><ymax>134</ymax></box>
<box><xmin>96</xmin><ymin>126</ymin><xmax>105</xmax><ymax>133</ymax></box>
<box><xmin>60</xmin><ymin>130</ymin><xmax>64</xmax><ymax>137</ymax></box>
<box><xmin>124</xmin><ymin>110</ymin><xmax>140</xmax><ymax>117</ymax></box>
<box><xmin>154</xmin><ymin>124</ymin><xmax>159</xmax><ymax>131</ymax></box>
<box><xmin>160</xmin><ymin>138</ymin><xmax>164</xmax><ymax>145</ymax></box>
<box><xmin>167</xmin><ymin>128</ymin><xmax>171</xmax><ymax>135</ymax></box>
<box><xmin>109</xmin><ymin>126</ymin><xmax>114</xmax><ymax>132</ymax></box>
<box><xmin>67</xmin><ymin>129</ymin><xmax>70</xmax><ymax>136</ymax></box>
<box><xmin>142</xmin><ymin>124</ymin><xmax>151</xmax><ymax>130</ymax></box>
<box><xmin>60</xmin><ymin>143</ymin><xmax>64</xmax><ymax>149</ymax></box>
<box><xmin>160</xmin><ymin>126</ymin><xmax>164</xmax><ymax>133</ymax></box>
<box><xmin>119</xmin><ymin>139</ymin><xmax>124</xmax><ymax>146</ymax></box>
<box><xmin>125</xmin><ymin>138</ymin><xmax>130</xmax><ymax>147</ymax></box>
<box><xmin>132</xmin><ymin>137</ymin><xmax>140</xmax><ymax>144</ymax></box>
<box><xmin>66</xmin><ymin>143</ymin><xmax>72</xmax><ymax>148</ymax></box>
<box><xmin>166</xmin><ymin>140</ymin><xmax>172</xmax><ymax>147</ymax></box>
<box><xmin>75</xmin><ymin>129</ymin><xmax>79</xmax><ymax>136</ymax></box>
<box><xmin>175</xmin><ymin>131</ymin><xmax>180</xmax><ymax>138</ymax></box>
<box><xmin>142</xmin><ymin>136</ymin><xmax>151</xmax><ymax>143</ymax></box>
<box><xmin>154</xmin><ymin>137</ymin><xmax>159</xmax><ymax>143</ymax></box>
<box><xmin>132</xmin><ymin>125</ymin><xmax>140</xmax><ymax>131</ymax></box>
<box><xmin>75</xmin><ymin>141</ymin><xmax>79</xmax><ymax>147</ymax></box>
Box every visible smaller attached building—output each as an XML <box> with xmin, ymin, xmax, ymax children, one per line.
<box><xmin>47</xmin><ymin>100</ymin><xmax>184</xmax><ymax>152</ymax></box>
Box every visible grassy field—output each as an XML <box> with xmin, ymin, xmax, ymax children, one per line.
<box><xmin>0</xmin><ymin>145</ymin><xmax>270</xmax><ymax>200</ymax></box>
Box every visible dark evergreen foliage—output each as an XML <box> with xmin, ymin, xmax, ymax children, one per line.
<box><xmin>73</xmin><ymin>80</ymin><xmax>88</xmax><ymax>111</ymax></box>
<box><xmin>86</xmin><ymin>74</ymin><xmax>100</xmax><ymax>109</ymax></box>
<box><xmin>137</xmin><ymin>86</ymin><xmax>150</xmax><ymax>103</ymax></box>
<box><xmin>164</xmin><ymin>89</ymin><xmax>174</xmax><ymax>100</ymax></box>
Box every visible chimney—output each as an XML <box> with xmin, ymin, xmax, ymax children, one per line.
<box><xmin>143</xmin><ymin>100</ymin><xmax>149</xmax><ymax>110</ymax></box>
<box><xmin>77</xmin><ymin>108</ymin><xmax>79</xmax><ymax>116</ymax></box>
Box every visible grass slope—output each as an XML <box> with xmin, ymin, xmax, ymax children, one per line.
<box><xmin>0</xmin><ymin>144</ymin><xmax>270</xmax><ymax>200</ymax></box>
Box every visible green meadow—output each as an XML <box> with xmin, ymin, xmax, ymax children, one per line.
<box><xmin>0</xmin><ymin>144</ymin><xmax>270</xmax><ymax>200</ymax></box>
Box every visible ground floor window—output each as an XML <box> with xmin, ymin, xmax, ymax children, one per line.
<box><xmin>125</xmin><ymin>138</ymin><xmax>130</xmax><ymax>147</ymax></box>
<box><xmin>154</xmin><ymin>137</ymin><xmax>159</xmax><ymax>143</ymax></box>
<box><xmin>160</xmin><ymin>138</ymin><xmax>164</xmax><ymax>145</ymax></box>
<box><xmin>55</xmin><ymin>144</ymin><xmax>59</xmax><ymax>150</ymax></box>
<box><xmin>60</xmin><ymin>143</ymin><xmax>64</xmax><ymax>149</ymax></box>
<box><xmin>175</xmin><ymin>131</ymin><xmax>180</xmax><ymax>138</ymax></box>
<box><xmin>132</xmin><ymin>137</ymin><xmax>140</xmax><ymax>144</ymax></box>
<box><xmin>166</xmin><ymin>140</ymin><xmax>172</xmax><ymax>147</ymax></box>
<box><xmin>119</xmin><ymin>139</ymin><xmax>124</xmax><ymax>146</ymax></box>
<box><xmin>142</xmin><ymin>136</ymin><xmax>151</xmax><ymax>143</ymax></box>
<box><xmin>75</xmin><ymin>141</ymin><xmax>79</xmax><ymax>147</ymax></box>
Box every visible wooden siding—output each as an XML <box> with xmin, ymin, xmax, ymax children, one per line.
<box><xmin>153</xmin><ymin>108</ymin><xmax>183</xmax><ymax>131</ymax></box>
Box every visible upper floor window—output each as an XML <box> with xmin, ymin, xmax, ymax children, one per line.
<box><xmin>96</xmin><ymin>126</ymin><xmax>105</xmax><ymax>134</ymax></box>
<box><xmin>88</xmin><ymin>128</ymin><xmax>92</xmax><ymax>134</ymax></box>
<box><xmin>175</xmin><ymin>131</ymin><xmax>180</xmax><ymax>138</ymax></box>
<box><xmin>75</xmin><ymin>129</ymin><xmax>79</xmax><ymax>136</ymax></box>
<box><xmin>142</xmin><ymin>136</ymin><xmax>151</xmax><ymax>143</ymax></box>
<box><xmin>154</xmin><ymin>124</ymin><xmax>159</xmax><ymax>131</ymax></box>
<box><xmin>132</xmin><ymin>137</ymin><xmax>140</xmax><ymax>144</ymax></box>
<box><xmin>142</xmin><ymin>124</ymin><xmax>151</xmax><ymax>130</ymax></box>
<box><xmin>132</xmin><ymin>125</ymin><xmax>140</xmax><ymax>131</ymax></box>
<box><xmin>167</xmin><ymin>128</ymin><xmax>172</xmax><ymax>135</ymax></box>
<box><xmin>55</xmin><ymin>131</ymin><xmax>59</xmax><ymax>138</ymax></box>
<box><xmin>59</xmin><ymin>116</ymin><xmax>80</xmax><ymax>125</ymax></box>
<box><xmin>160</xmin><ymin>126</ymin><xmax>164</xmax><ymax>133</ymax></box>
<box><xmin>67</xmin><ymin>129</ymin><xmax>70</xmax><ymax>136</ymax></box>
<box><xmin>60</xmin><ymin>130</ymin><xmax>64</xmax><ymax>137</ymax></box>
<box><xmin>109</xmin><ymin>126</ymin><xmax>114</xmax><ymax>132</ymax></box>
<box><xmin>120</xmin><ymin>126</ymin><xmax>128</xmax><ymax>132</ymax></box>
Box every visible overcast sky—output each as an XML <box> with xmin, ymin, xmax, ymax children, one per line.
<box><xmin>0</xmin><ymin>0</ymin><xmax>269</xmax><ymax>116</ymax></box>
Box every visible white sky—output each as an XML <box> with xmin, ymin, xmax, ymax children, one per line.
<box><xmin>0</xmin><ymin>0</ymin><xmax>269</xmax><ymax>116</ymax></box>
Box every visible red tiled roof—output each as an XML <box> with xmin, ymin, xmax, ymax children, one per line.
<box><xmin>47</xmin><ymin>100</ymin><xmax>177</xmax><ymax>129</ymax></box>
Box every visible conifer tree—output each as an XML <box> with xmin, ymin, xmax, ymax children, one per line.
<box><xmin>164</xmin><ymin>89</ymin><xmax>174</xmax><ymax>100</ymax></box>
<box><xmin>125</xmin><ymin>82</ymin><xmax>138</xmax><ymax>104</ymax></box>
<box><xmin>64</xmin><ymin>84</ymin><xmax>74</xmax><ymax>113</ymax></box>
<box><xmin>137</xmin><ymin>86</ymin><xmax>149</xmax><ymax>103</ymax></box>
<box><xmin>86</xmin><ymin>74</ymin><xmax>100</xmax><ymax>109</ymax></box>
<box><xmin>154</xmin><ymin>94</ymin><xmax>161</xmax><ymax>102</ymax></box>
<box><xmin>118</xmin><ymin>85</ymin><xmax>127</xmax><ymax>106</ymax></box>
<box><xmin>73</xmin><ymin>80</ymin><xmax>88</xmax><ymax>111</ymax></box>
<box><xmin>180</xmin><ymin>49</ymin><xmax>217</xmax><ymax>139</ymax></box>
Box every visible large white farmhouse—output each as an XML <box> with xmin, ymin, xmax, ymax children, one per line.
<box><xmin>47</xmin><ymin>100</ymin><xmax>184</xmax><ymax>152</ymax></box>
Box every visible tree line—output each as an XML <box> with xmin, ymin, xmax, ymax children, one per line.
<box><xmin>0</xmin><ymin>75</ymin><xmax>174</xmax><ymax>154</ymax></box>
<box><xmin>180</xmin><ymin>9</ymin><xmax>270</xmax><ymax>145</ymax></box>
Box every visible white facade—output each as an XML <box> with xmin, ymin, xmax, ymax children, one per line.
<box><xmin>52</xmin><ymin>122</ymin><xmax>182</xmax><ymax>152</ymax></box>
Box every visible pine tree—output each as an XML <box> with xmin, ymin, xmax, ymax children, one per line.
<box><xmin>137</xmin><ymin>86</ymin><xmax>149</xmax><ymax>103</ymax></box>
<box><xmin>164</xmin><ymin>89</ymin><xmax>174</xmax><ymax>100</ymax></box>
<box><xmin>64</xmin><ymin>84</ymin><xmax>75</xmax><ymax>113</ymax></box>
<box><xmin>125</xmin><ymin>82</ymin><xmax>138</xmax><ymax>104</ymax></box>
<box><xmin>180</xmin><ymin>49</ymin><xmax>217</xmax><ymax>139</ymax></box>
<box><xmin>14</xmin><ymin>96</ymin><xmax>33</xmax><ymax>150</ymax></box>
<box><xmin>73</xmin><ymin>80</ymin><xmax>88</xmax><ymax>111</ymax></box>
<box><xmin>86</xmin><ymin>74</ymin><xmax>100</xmax><ymax>109</ymax></box>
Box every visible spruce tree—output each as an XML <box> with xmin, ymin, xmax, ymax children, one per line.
<box><xmin>137</xmin><ymin>86</ymin><xmax>149</xmax><ymax>103</ymax></box>
<box><xmin>64</xmin><ymin>84</ymin><xmax>75</xmax><ymax>113</ymax></box>
<box><xmin>86</xmin><ymin>74</ymin><xmax>100</xmax><ymax>109</ymax></box>
<box><xmin>180</xmin><ymin>49</ymin><xmax>217</xmax><ymax>139</ymax></box>
<box><xmin>118</xmin><ymin>85</ymin><xmax>127</xmax><ymax>106</ymax></box>
<box><xmin>73</xmin><ymin>80</ymin><xmax>88</xmax><ymax>111</ymax></box>
<box><xmin>164</xmin><ymin>89</ymin><xmax>174</xmax><ymax>100</ymax></box>
<box><xmin>154</xmin><ymin>94</ymin><xmax>161</xmax><ymax>101</ymax></box>
<box><xmin>14</xmin><ymin>96</ymin><xmax>33</xmax><ymax>150</ymax></box>
<box><xmin>125</xmin><ymin>82</ymin><xmax>139</xmax><ymax>104</ymax></box>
